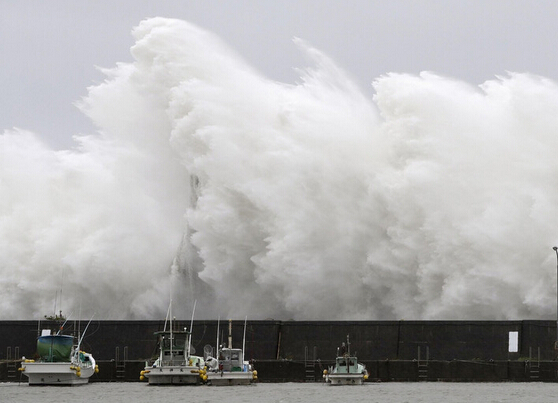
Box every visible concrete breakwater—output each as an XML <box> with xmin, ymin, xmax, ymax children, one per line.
<box><xmin>1</xmin><ymin>320</ymin><xmax>558</xmax><ymax>382</ymax></box>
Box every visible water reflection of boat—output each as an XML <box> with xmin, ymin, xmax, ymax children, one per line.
<box><xmin>204</xmin><ymin>319</ymin><xmax>257</xmax><ymax>386</ymax></box>
<box><xmin>323</xmin><ymin>335</ymin><xmax>368</xmax><ymax>385</ymax></box>
<box><xmin>141</xmin><ymin>301</ymin><xmax>207</xmax><ymax>385</ymax></box>
<box><xmin>20</xmin><ymin>313</ymin><xmax>98</xmax><ymax>385</ymax></box>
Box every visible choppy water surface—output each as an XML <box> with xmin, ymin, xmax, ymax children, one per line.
<box><xmin>0</xmin><ymin>382</ymin><xmax>555</xmax><ymax>403</ymax></box>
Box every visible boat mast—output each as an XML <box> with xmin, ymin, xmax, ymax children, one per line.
<box><xmin>187</xmin><ymin>300</ymin><xmax>197</xmax><ymax>358</ymax></box>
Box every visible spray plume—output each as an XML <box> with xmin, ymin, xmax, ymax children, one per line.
<box><xmin>2</xmin><ymin>18</ymin><xmax>558</xmax><ymax>320</ymax></box>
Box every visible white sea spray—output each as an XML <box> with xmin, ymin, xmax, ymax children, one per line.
<box><xmin>2</xmin><ymin>18</ymin><xmax>558</xmax><ymax>320</ymax></box>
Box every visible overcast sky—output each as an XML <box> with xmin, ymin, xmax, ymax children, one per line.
<box><xmin>2</xmin><ymin>0</ymin><xmax>557</xmax><ymax>150</ymax></box>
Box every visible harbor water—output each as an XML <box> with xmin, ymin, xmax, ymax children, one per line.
<box><xmin>1</xmin><ymin>382</ymin><xmax>556</xmax><ymax>403</ymax></box>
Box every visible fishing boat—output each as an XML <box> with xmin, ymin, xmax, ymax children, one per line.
<box><xmin>323</xmin><ymin>335</ymin><xmax>368</xmax><ymax>385</ymax></box>
<box><xmin>20</xmin><ymin>313</ymin><xmax>98</xmax><ymax>385</ymax></box>
<box><xmin>204</xmin><ymin>318</ymin><xmax>257</xmax><ymax>386</ymax></box>
<box><xmin>141</xmin><ymin>301</ymin><xmax>207</xmax><ymax>385</ymax></box>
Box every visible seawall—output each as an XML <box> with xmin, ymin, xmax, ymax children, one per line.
<box><xmin>1</xmin><ymin>320</ymin><xmax>557</xmax><ymax>382</ymax></box>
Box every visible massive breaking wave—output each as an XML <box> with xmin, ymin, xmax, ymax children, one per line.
<box><xmin>2</xmin><ymin>17</ymin><xmax>558</xmax><ymax>321</ymax></box>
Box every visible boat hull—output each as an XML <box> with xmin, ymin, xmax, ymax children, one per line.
<box><xmin>22</xmin><ymin>362</ymin><xmax>95</xmax><ymax>386</ymax></box>
<box><xmin>206</xmin><ymin>371</ymin><xmax>255</xmax><ymax>386</ymax></box>
<box><xmin>325</xmin><ymin>373</ymin><xmax>365</xmax><ymax>385</ymax></box>
<box><xmin>144</xmin><ymin>365</ymin><xmax>203</xmax><ymax>385</ymax></box>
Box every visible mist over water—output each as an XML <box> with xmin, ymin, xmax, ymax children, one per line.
<box><xmin>2</xmin><ymin>18</ymin><xmax>558</xmax><ymax>321</ymax></box>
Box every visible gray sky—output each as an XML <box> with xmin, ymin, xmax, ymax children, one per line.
<box><xmin>2</xmin><ymin>0</ymin><xmax>557</xmax><ymax>149</ymax></box>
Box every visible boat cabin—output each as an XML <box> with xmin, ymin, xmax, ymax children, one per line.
<box><xmin>218</xmin><ymin>348</ymin><xmax>244</xmax><ymax>372</ymax></box>
<box><xmin>334</xmin><ymin>356</ymin><xmax>360</xmax><ymax>373</ymax></box>
<box><xmin>154</xmin><ymin>331</ymin><xmax>188</xmax><ymax>365</ymax></box>
<box><xmin>36</xmin><ymin>333</ymin><xmax>74</xmax><ymax>362</ymax></box>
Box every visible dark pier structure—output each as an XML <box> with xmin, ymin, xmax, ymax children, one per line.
<box><xmin>1</xmin><ymin>320</ymin><xmax>558</xmax><ymax>382</ymax></box>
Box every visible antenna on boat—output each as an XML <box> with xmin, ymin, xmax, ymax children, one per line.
<box><xmin>187</xmin><ymin>300</ymin><xmax>197</xmax><ymax>358</ymax></box>
<box><xmin>163</xmin><ymin>299</ymin><xmax>172</xmax><ymax>332</ymax></box>
<box><xmin>169</xmin><ymin>300</ymin><xmax>174</xmax><ymax>364</ymax></box>
<box><xmin>242</xmin><ymin>316</ymin><xmax>247</xmax><ymax>365</ymax></box>
<box><xmin>56</xmin><ymin>312</ymin><xmax>73</xmax><ymax>335</ymax></box>
<box><xmin>53</xmin><ymin>290</ymin><xmax>57</xmax><ymax>318</ymax></box>
<box><xmin>164</xmin><ymin>270</ymin><xmax>173</xmax><ymax>332</ymax></box>
<box><xmin>76</xmin><ymin>301</ymin><xmax>82</xmax><ymax>343</ymax></box>
<box><xmin>79</xmin><ymin>301</ymin><xmax>82</xmax><ymax>337</ymax></box>
<box><xmin>216</xmin><ymin>316</ymin><xmax>220</xmax><ymax>357</ymax></box>
<box><xmin>76</xmin><ymin>314</ymin><xmax>95</xmax><ymax>352</ymax></box>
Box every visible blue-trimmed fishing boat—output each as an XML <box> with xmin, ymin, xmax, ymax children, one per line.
<box><xmin>20</xmin><ymin>314</ymin><xmax>98</xmax><ymax>385</ymax></box>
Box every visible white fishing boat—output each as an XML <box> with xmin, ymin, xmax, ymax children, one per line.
<box><xmin>20</xmin><ymin>313</ymin><xmax>98</xmax><ymax>386</ymax></box>
<box><xmin>323</xmin><ymin>335</ymin><xmax>368</xmax><ymax>385</ymax></box>
<box><xmin>141</xmin><ymin>301</ymin><xmax>207</xmax><ymax>385</ymax></box>
<box><xmin>204</xmin><ymin>318</ymin><xmax>257</xmax><ymax>386</ymax></box>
